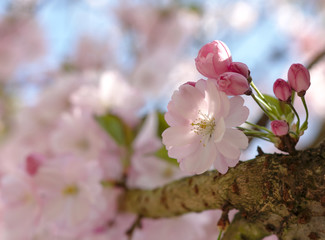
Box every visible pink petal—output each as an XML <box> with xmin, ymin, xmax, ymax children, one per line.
<box><xmin>206</xmin><ymin>79</ymin><xmax>221</xmax><ymax>116</ymax></box>
<box><xmin>165</xmin><ymin>111</ymin><xmax>188</xmax><ymax>127</ymax></box>
<box><xmin>179</xmin><ymin>140</ymin><xmax>216</xmax><ymax>174</ymax></box>
<box><xmin>225</xmin><ymin>96</ymin><xmax>249</xmax><ymax>127</ymax></box>
<box><xmin>216</xmin><ymin>139</ymin><xmax>241</xmax><ymax>160</ymax></box>
<box><xmin>213</xmin><ymin>151</ymin><xmax>229</xmax><ymax>174</ymax></box>
<box><xmin>170</xmin><ymin>85</ymin><xmax>204</xmax><ymax>121</ymax></box>
<box><xmin>162</xmin><ymin>126</ymin><xmax>198</xmax><ymax>148</ymax></box>
<box><xmin>168</xmin><ymin>140</ymin><xmax>200</xmax><ymax>160</ymax></box>
<box><xmin>223</xmin><ymin>128</ymin><xmax>248</xmax><ymax>149</ymax></box>
<box><xmin>213</xmin><ymin>117</ymin><xmax>225</xmax><ymax>143</ymax></box>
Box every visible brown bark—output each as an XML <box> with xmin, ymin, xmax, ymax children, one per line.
<box><xmin>119</xmin><ymin>141</ymin><xmax>325</xmax><ymax>240</ymax></box>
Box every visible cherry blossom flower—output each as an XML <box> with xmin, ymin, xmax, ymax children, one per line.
<box><xmin>49</xmin><ymin>109</ymin><xmax>114</xmax><ymax>161</ymax></box>
<box><xmin>127</xmin><ymin>113</ymin><xmax>185</xmax><ymax>189</ymax></box>
<box><xmin>162</xmin><ymin>79</ymin><xmax>249</xmax><ymax>174</ymax></box>
<box><xmin>0</xmin><ymin>171</ymin><xmax>42</xmax><ymax>240</ymax></box>
<box><xmin>34</xmin><ymin>156</ymin><xmax>107</xmax><ymax>237</ymax></box>
<box><xmin>133</xmin><ymin>211</ymin><xmax>221</xmax><ymax>240</ymax></box>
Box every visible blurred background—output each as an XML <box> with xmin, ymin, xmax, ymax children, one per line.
<box><xmin>0</xmin><ymin>0</ymin><xmax>325</xmax><ymax>157</ymax></box>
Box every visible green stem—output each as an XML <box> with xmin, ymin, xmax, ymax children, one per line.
<box><xmin>250</xmin><ymin>81</ymin><xmax>267</xmax><ymax>103</ymax></box>
<box><xmin>301</xmin><ymin>96</ymin><xmax>309</xmax><ymax>130</ymax></box>
<box><xmin>217</xmin><ymin>230</ymin><xmax>223</xmax><ymax>240</ymax></box>
<box><xmin>251</xmin><ymin>94</ymin><xmax>276</xmax><ymax>120</ymax></box>
<box><xmin>288</xmin><ymin>103</ymin><xmax>301</xmax><ymax>134</ymax></box>
<box><xmin>251</xmin><ymin>81</ymin><xmax>281</xmax><ymax>119</ymax></box>
<box><xmin>245</xmin><ymin>121</ymin><xmax>273</xmax><ymax>133</ymax></box>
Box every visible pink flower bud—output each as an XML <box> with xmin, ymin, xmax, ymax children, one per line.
<box><xmin>195</xmin><ymin>40</ymin><xmax>232</xmax><ymax>79</ymax></box>
<box><xmin>271</xmin><ymin>120</ymin><xmax>289</xmax><ymax>136</ymax></box>
<box><xmin>216</xmin><ymin>72</ymin><xmax>249</xmax><ymax>96</ymax></box>
<box><xmin>288</xmin><ymin>63</ymin><xmax>310</xmax><ymax>96</ymax></box>
<box><xmin>273</xmin><ymin>78</ymin><xmax>292</xmax><ymax>102</ymax></box>
<box><xmin>228</xmin><ymin>62</ymin><xmax>249</xmax><ymax>78</ymax></box>
<box><xmin>25</xmin><ymin>153</ymin><xmax>44</xmax><ymax>176</ymax></box>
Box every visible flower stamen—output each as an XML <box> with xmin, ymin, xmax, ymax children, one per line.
<box><xmin>191</xmin><ymin>110</ymin><xmax>215</xmax><ymax>146</ymax></box>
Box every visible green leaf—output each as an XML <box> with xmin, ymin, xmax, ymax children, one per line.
<box><xmin>157</xmin><ymin>112</ymin><xmax>170</xmax><ymax>138</ymax></box>
<box><xmin>263</xmin><ymin>94</ymin><xmax>292</xmax><ymax>118</ymax></box>
<box><xmin>95</xmin><ymin>114</ymin><xmax>126</xmax><ymax>146</ymax></box>
<box><xmin>154</xmin><ymin>147</ymin><xmax>178</xmax><ymax>166</ymax></box>
<box><xmin>286</xmin><ymin>112</ymin><xmax>295</xmax><ymax>125</ymax></box>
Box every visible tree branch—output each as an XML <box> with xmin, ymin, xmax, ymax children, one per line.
<box><xmin>119</xmin><ymin>141</ymin><xmax>325</xmax><ymax>239</ymax></box>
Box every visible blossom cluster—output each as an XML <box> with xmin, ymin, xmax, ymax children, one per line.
<box><xmin>162</xmin><ymin>40</ymin><xmax>311</xmax><ymax>174</ymax></box>
<box><xmin>0</xmin><ymin>71</ymin><xmax>224</xmax><ymax>240</ymax></box>
<box><xmin>163</xmin><ymin>40</ymin><xmax>250</xmax><ymax>174</ymax></box>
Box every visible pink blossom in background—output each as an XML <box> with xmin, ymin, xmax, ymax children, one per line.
<box><xmin>195</xmin><ymin>40</ymin><xmax>232</xmax><ymax>79</ymax></box>
<box><xmin>72</xmin><ymin>36</ymin><xmax>111</xmax><ymax>71</ymax></box>
<box><xmin>0</xmin><ymin>171</ymin><xmax>41</xmax><ymax>240</ymax></box>
<box><xmin>127</xmin><ymin>113</ymin><xmax>185</xmax><ymax>189</ymax></box>
<box><xmin>162</xmin><ymin>79</ymin><xmax>249</xmax><ymax>174</ymax></box>
<box><xmin>0</xmin><ymin>16</ymin><xmax>45</xmax><ymax>81</ymax></box>
<box><xmin>271</xmin><ymin>120</ymin><xmax>289</xmax><ymax>136</ymax></box>
<box><xmin>273</xmin><ymin>78</ymin><xmax>292</xmax><ymax>102</ymax></box>
<box><xmin>216</xmin><ymin>72</ymin><xmax>250</xmax><ymax>95</ymax></box>
<box><xmin>70</xmin><ymin>71</ymin><xmax>144</xmax><ymax>126</ymax></box>
<box><xmin>25</xmin><ymin>153</ymin><xmax>45</xmax><ymax>176</ymax></box>
<box><xmin>82</xmin><ymin>213</ymin><xmax>136</xmax><ymax>240</ymax></box>
<box><xmin>49</xmin><ymin>109</ymin><xmax>115</xmax><ymax>161</ymax></box>
<box><xmin>133</xmin><ymin>211</ymin><xmax>221</xmax><ymax>240</ymax></box>
<box><xmin>34</xmin><ymin>156</ymin><xmax>107</xmax><ymax>238</ymax></box>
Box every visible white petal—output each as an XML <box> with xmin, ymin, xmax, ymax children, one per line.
<box><xmin>223</xmin><ymin>128</ymin><xmax>249</xmax><ymax>149</ymax></box>
<box><xmin>225</xmin><ymin>96</ymin><xmax>249</xmax><ymax>127</ymax></box>
<box><xmin>162</xmin><ymin>126</ymin><xmax>198</xmax><ymax>147</ymax></box>
<box><xmin>171</xmin><ymin>85</ymin><xmax>204</xmax><ymax>121</ymax></box>
<box><xmin>165</xmin><ymin>111</ymin><xmax>188</xmax><ymax>126</ymax></box>
<box><xmin>206</xmin><ymin>79</ymin><xmax>221</xmax><ymax>116</ymax></box>
<box><xmin>180</xmin><ymin>140</ymin><xmax>216</xmax><ymax>174</ymax></box>
<box><xmin>216</xmin><ymin>139</ymin><xmax>241</xmax><ymax>160</ymax></box>
<box><xmin>195</xmin><ymin>79</ymin><xmax>207</xmax><ymax>94</ymax></box>
<box><xmin>224</xmin><ymin>154</ymin><xmax>240</xmax><ymax>167</ymax></box>
<box><xmin>213</xmin><ymin>151</ymin><xmax>229</xmax><ymax>174</ymax></box>
<box><xmin>168</xmin><ymin>140</ymin><xmax>200</xmax><ymax>160</ymax></box>
<box><xmin>213</xmin><ymin>117</ymin><xmax>225</xmax><ymax>143</ymax></box>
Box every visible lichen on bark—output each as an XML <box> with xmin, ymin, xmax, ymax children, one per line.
<box><xmin>119</xmin><ymin>141</ymin><xmax>325</xmax><ymax>240</ymax></box>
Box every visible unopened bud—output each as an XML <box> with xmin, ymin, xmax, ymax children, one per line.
<box><xmin>25</xmin><ymin>153</ymin><xmax>44</xmax><ymax>176</ymax></box>
<box><xmin>273</xmin><ymin>78</ymin><xmax>292</xmax><ymax>102</ymax></box>
<box><xmin>288</xmin><ymin>63</ymin><xmax>310</xmax><ymax>96</ymax></box>
<box><xmin>216</xmin><ymin>72</ymin><xmax>250</xmax><ymax>96</ymax></box>
<box><xmin>228</xmin><ymin>62</ymin><xmax>249</xmax><ymax>78</ymax></box>
<box><xmin>271</xmin><ymin>120</ymin><xmax>289</xmax><ymax>136</ymax></box>
<box><xmin>195</xmin><ymin>40</ymin><xmax>232</xmax><ymax>79</ymax></box>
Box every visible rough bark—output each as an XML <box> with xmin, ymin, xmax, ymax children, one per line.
<box><xmin>119</xmin><ymin>142</ymin><xmax>325</xmax><ymax>240</ymax></box>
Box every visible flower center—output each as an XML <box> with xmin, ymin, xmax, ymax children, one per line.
<box><xmin>62</xmin><ymin>185</ymin><xmax>79</xmax><ymax>196</ymax></box>
<box><xmin>191</xmin><ymin>111</ymin><xmax>215</xmax><ymax>145</ymax></box>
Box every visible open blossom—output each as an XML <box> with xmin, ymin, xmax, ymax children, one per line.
<box><xmin>162</xmin><ymin>79</ymin><xmax>249</xmax><ymax>174</ymax></box>
<box><xmin>34</xmin><ymin>156</ymin><xmax>107</xmax><ymax>237</ymax></box>
<box><xmin>0</xmin><ymin>171</ymin><xmax>42</xmax><ymax>239</ymax></box>
<box><xmin>195</xmin><ymin>40</ymin><xmax>232</xmax><ymax>79</ymax></box>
